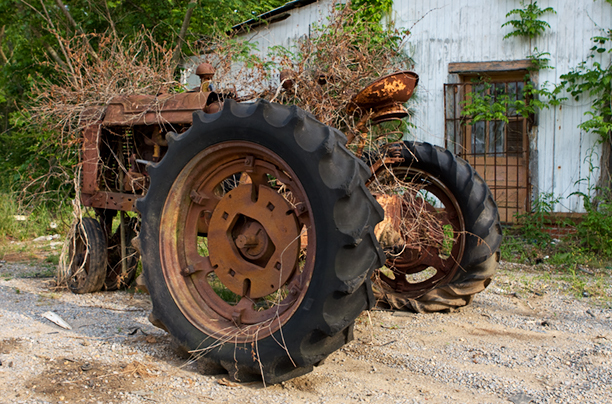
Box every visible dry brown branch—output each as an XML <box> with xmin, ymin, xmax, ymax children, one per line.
<box><xmin>203</xmin><ymin>4</ymin><xmax>412</xmax><ymax>153</ymax></box>
<box><xmin>38</xmin><ymin>0</ymin><xmax>77</xmax><ymax>73</ymax></box>
<box><xmin>25</xmin><ymin>29</ymin><xmax>178</xmax><ymax>282</ymax></box>
<box><xmin>31</xmin><ymin>31</ymin><xmax>179</xmax><ymax>139</ymax></box>
<box><xmin>53</xmin><ymin>0</ymin><xmax>78</xmax><ymax>31</ymax></box>
<box><xmin>0</xmin><ymin>25</ymin><xmax>8</xmax><ymax>64</ymax></box>
<box><xmin>103</xmin><ymin>1</ymin><xmax>118</xmax><ymax>38</ymax></box>
<box><xmin>52</xmin><ymin>0</ymin><xmax>100</xmax><ymax>61</ymax></box>
<box><xmin>172</xmin><ymin>0</ymin><xmax>199</xmax><ymax>66</ymax></box>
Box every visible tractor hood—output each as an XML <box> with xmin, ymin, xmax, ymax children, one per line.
<box><xmin>102</xmin><ymin>91</ymin><xmax>221</xmax><ymax>126</ymax></box>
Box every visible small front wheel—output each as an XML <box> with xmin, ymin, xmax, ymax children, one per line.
<box><xmin>67</xmin><ymin>217</ymin><xmax>107</xmax><ymax>294</ymax></box>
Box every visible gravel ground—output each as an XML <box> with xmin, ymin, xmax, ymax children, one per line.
<box><xmin>0</xmin><ymin>261</ymin><xmax>611</xmax><ymax>404</ymax></box>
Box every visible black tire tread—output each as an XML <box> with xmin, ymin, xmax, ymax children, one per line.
<box><xmin>68</xmin><ymin>217</ymin><xmax>107</xmax><ymax>294</ymax></box>
<box><xmin>373</xmin><ymin>141</ymin><xmax>502</xmax><ymax>313</ymax></box>
<box><xmin>137</xmin><ymin>99</ymin><xmax>384</xmax><ymax>384</ymax></box>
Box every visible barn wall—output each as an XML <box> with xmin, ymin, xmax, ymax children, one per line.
<box><xmin>393</xmin><ymin>0</ymin><xmax>611</xmax><ymax>212</ymax></box>
<box><xmin>183</xmin><ymin>0</ymin><xmax>336</xmax><ymax>89</ymax></box>
<box><xmin>239</xmin><ymin>0</ymin><xmax>335</xmax><ymax>58</ymax></box>
<box><xmin>186</xmin><ymin>0</ymin><xmax>611</xmax><ymax>213</ymax></box>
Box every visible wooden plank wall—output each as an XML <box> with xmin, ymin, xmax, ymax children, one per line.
<box><xmin>393</xmin><ymin>0</ymin><xmax>611</xmax><ymax>213</ymax></box>
<box><xmin>185</xmin><ymin>0</ymin><xmax>611</xmax><ymax>214</ymax></box>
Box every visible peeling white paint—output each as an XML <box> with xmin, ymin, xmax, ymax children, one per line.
<box><xmin>186</xmin><ymin>0</ymin><xmax>611</xmax><ymax>213</ymax></box>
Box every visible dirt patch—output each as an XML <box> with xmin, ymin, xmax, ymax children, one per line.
<box><xmin>0</xmin><ymin>338</ymin><xmax>22</xmax><ymax>354</ymax></box>
<box><xmin>468</xmin><ymin>326</ymin><xmax>547</xmax><ymax>340</ymax></box>
<box><xmin>25</xmin><ymin>360</ymin><xmax>155</xmax><ymax>404</ymax></box>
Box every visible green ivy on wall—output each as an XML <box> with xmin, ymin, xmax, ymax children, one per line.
<box><xmin>502</xmin><ymin>1</ymin><xmax>556</xmax><ymax>39</ymax></box>
<box><xmin>350</xmin><ymin>0</ymin><xmax>394</xmax><ymax>24</ymax></box>
<box><xmin>560</xmin><ymin>33</ymin><xmax>612</xmax><ymax>141</ymax></box>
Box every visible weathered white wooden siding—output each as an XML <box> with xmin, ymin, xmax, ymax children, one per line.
<box><xmin>393</xmin><ymin>0</ymin><xmax>611</xmax><ymax>212</ymax></box>
<box><xmin>183</xmin><ymin>0</ymin><xmax>336</xmax><ymax>89</ymax></box>
<box><xmin>240</xmin><ymin>0</ymin><xmax>335</xmax><ymax>58</ymax></box>
<box><xmin>188</xmin><ymin>0</ymin><xmax>611</xmax><ymax>213</ymax></box>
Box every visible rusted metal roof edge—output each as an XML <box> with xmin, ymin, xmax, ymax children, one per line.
<box><xmin>231</xmin><ymin>0</ymin><xmax>318</xmax><ymax>33</ymax></box>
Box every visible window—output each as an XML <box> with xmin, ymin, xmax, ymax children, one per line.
<box><xmin>444</xmin><ymin>63</ymin><xmax>532</xmax><ymax>223</ymax></box>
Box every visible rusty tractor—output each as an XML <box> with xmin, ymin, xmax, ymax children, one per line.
<box><xmin>69</xmin><ymin>64</ymin><xmax>502</xmax><ymax>383</ymax></box>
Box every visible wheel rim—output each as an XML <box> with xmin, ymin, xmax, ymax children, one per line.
<box><xmin>159</xmin><ymin>141</ymin><xmax>315</xmax><ymax>342</ymax></box>
<box><xmin>373</xmin><ymin>166</ymin><xmax>465</xmax><ymax>298</ymax></box>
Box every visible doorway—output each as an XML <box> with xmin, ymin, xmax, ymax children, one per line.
<box><xmin>444</xmin><ymin>76</ymin><xmax>531</xmax><ymax>223</ymax></box>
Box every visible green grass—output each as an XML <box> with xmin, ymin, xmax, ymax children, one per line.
<box><xmin>20</xmin><ymin>266</ymin><xmax>56</xmax><ymax>278</ymax></box>
<box><xmin>0</xmin><ymin>193</ymin><xmax>72</xmax><ymax>240</ymax></box>
<box><xmin>499</xmin><ymin>225</ymin><xmax>612</xmax><ymax>307</ymax></box>
<box><xmin>496</xmin><ymin>265</ymin><xmax>612</xmax><ymax>306</ymax></box>
<box><xmin>0</xmin><ymin>192</ymin><xmax>74</xmax><ymax>265</ymax></box>
<box><xmin>500</xmin><ymin>223</ymin><xmax>612</xmax><ymax>269</ymax></box>
<box><xmin>208</xmin><ymin>273</ymin><xmax>240</xmax><ymax>304</ymax></box>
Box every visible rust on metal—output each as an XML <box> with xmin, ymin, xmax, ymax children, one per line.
<box><xmin>347</xmin><ymin>71</ymin><xmax>419</xmax><ymax>128</ymax></box>
<box><xmin>157</xmin><ymin>141</ymin><xmax>315</xmax><ymax>341</ymax></box>
<box><xmin>207</xmin><ymin>184</ymin><xmax>299</xmax><ymax>299</ymax></box>
<box><xmin>280</xmin><ymin>69</ymin><xmax>295</xmax><ymax>89</ymax></box>
<box><xmin>103</xmin><ymin>91</ymin><xmax>221</xmax><ymax>126</ymax></box>
<box><xmin>81</xmin><ymin>123</ymin><xmax>102</xmax><ymax>195</ymax></box>
<box><xmin>373</xmin><ymin>167</ymin><xmax>466</xmax><ymax>298</ymax></box>
<box><xmin>195</xmin><ymin>63</ymin><xmax>216</xmax><ymax>93</ymax></box>
<box><xmin>123</xmin><ymin>165</ymin><xmax>148</xmax><ymax>193</ymax></box>
<box><xmin>374</xmin><ymin>193</ymin><xmax>403</xmax><ymax>244</ymax></box>
<box><xmin>80</xmin><ymin>84</ymin><xmax>226</xmax><ymax>213</ymax></box>
<box><xmin>81</xmin><ymin>191</ymin><xmax>142</xmax><ymax>211</ymax></box>
<box><xmin>348</xmin><ymin>71</ymin><xmax>419</xmax><ymax>113</ymax></box>
<box><xmin>195</xmin><ymin>62</ymin><xmax>215</xmax><ymax>80</ymax></box>
<box><xmin>369</xmin><ymin>103</ymin><xmax>413</xmax><ymax>124</ymax></box>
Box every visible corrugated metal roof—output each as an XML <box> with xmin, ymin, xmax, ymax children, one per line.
<box><xmin>231</xmin><ymin>0</ymin><xmax>318</xmax><ymax>32</ymax></box>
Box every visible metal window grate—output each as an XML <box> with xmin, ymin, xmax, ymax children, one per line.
<box><xmin>444</xmin><ymin>81</ymin><xmax>531</xmax><ymax>223</ymax></box>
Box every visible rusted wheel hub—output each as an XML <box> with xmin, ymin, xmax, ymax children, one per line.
<box><xmin>234</xmin><ymin>220</ymin><xmax>270</xmax><ymax>260</ymax></box>
<box><xmin>373</xmin><ymin>167</ymin><xmax>465</xmax><ymax>299</ymax></box>
<box><xmin>158</xmin><ymin>141</ymin><xmax>314</xmax><ymax>340</ymax></box>
<box><xmin>208</xmin><ymin>184</ymin><xmax>300</xmax><ymax>299</ymax></box>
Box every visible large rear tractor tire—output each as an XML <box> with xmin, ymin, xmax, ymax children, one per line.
<box><xmin>136</xmin><ymin>100</ymin><xmax>384</xmax><ymax>384</ymax></box>
<box><xmin>67</xmin><ymin>217</ymin><xmax>107</xmax><ymax>294</ymax></box>
<box><xmin>371</xmin><ymin>141</ymin><xmax>502</xmax><ymax>313</ymax></box>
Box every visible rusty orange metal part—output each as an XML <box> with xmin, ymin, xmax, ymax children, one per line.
<box><xmin>347</xmin><ymin>71</ymin><xmax>419</xmax><ymax>118</ymax></box>
<box><xmin>158</xmin><ymin>141</ymin><xmax>314</xmax><ymax>339</ymax></box>
<box><xmin>373</xmin><ymin>166</ymin><xmax>466</xmax><ymax>298</ymax></box>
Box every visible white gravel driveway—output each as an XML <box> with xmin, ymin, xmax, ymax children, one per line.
<box><xmin>1</xmin><ymin>262</ymin><xmax>610</xmax><ymax>404</ymax></box>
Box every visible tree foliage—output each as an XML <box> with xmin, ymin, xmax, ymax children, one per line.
<box><xmin>0</xmin><ymin>0</ymin><xmax>285</xmax><ymax>209</ymax></box>
<box><xmin>350</xmin><ymin>0</ymin><xmax>393</xmax><ymax>25</ymax></box>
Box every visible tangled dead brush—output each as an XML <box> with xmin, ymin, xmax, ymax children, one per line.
<box><xmin>16</xmin><ymin>30</ymin><xmax>179</xmax><ymax>216</ymax></box>
<box><xmin>28</xmin><ymin>31</ymin><xmax>180</xmax><ymax>284</ymax></box>
<box><xmin>209</xmin><ymin>4</ymin><xmax>413</xmax><ymax>140</ymax></box>
<box><xmin>203</xmin><ymin>4</ymin><xmax>458</xmax><ymax>264</ymax></box>
<box><xmin>268</xmin><ymin>7</ymin><xmax>412</xmax><ymax>132</ymax></box>
<box><xmin>32</xmin><ymin>31</ymin><xmax>180</xmax><ymax>139</ymax></box>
